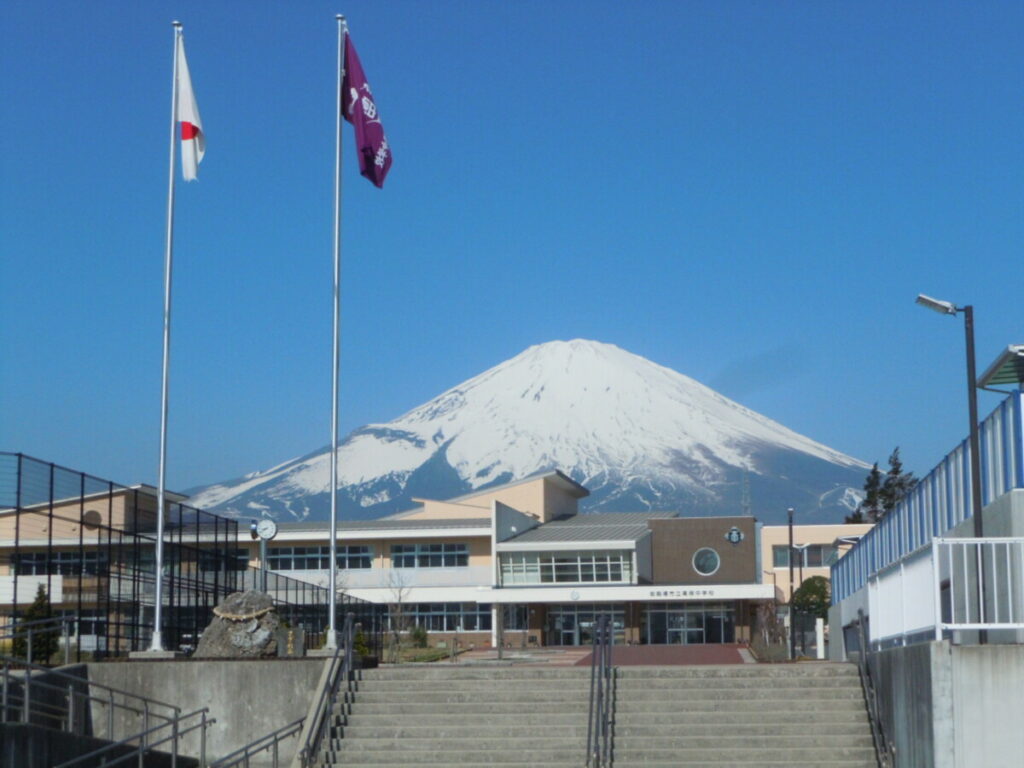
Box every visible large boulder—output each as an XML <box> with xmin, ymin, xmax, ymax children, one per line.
<box><xmin>194</xmin><ymin>591</ymin><xmax>280</xmax><ymax>658</ymax></box>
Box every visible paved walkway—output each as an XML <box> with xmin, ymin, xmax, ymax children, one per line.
<box><xmin>446</xmin><ymin>643</ymin><xmax>751</xmax><ymax>666</ymax></box>
<box><xmin>574</xmin><ymin>643</ymin><xmax>748</xmax><ymax>666</ymax></box>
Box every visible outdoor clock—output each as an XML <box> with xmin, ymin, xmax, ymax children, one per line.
<box><xmin>256</xmin><ymin>518</ymin><xmax>278</xmax><ymax>541</ymax></box>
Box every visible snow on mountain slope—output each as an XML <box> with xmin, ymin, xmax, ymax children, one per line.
<box><xmin>188</xmin><ymin>340</ymin><xmax>868</xmax><ymax>523</ymax></box>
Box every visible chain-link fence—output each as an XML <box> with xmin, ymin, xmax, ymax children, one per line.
<box><xmin>0</xmin><ymin>452</ymin><xmax>382</xmax><ymax>661</ymax></box>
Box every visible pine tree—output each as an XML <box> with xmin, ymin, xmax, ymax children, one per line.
<box><xmin>853</xmin><ymin>462</ymin><xmax>884</xmax><ymax>523</ymax></box>
<box><xmin>12</xmin><ymin>584</ymin><xmax>60</xmax><ymax>663</ymax></box>
<box><xmin>879</xmin><ymin>447</ymin><xmax>916</xmax><ymax>515</ymax></box>
<box><xmin>847</xmin><ymin>448</ymin><xmax>917</xmax><ymax>524</ymax></box>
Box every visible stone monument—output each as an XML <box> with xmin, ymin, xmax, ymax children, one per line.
<box><xmin>194</xmin><ymin>591</ymin><xmax>280</xmax><ymax>658</ymax></box>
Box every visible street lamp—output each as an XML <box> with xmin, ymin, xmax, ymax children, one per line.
<box><xmin>788</xmin><ymin>508</ymin><xmax>796</xmax><ymax>660</ymax></box>
<box><xmin>915</xmin><ymin>295</ymin><xmax>984</xmax><ymax>538</ymax></box>
<box><xmin>917</xmin><ymin>294</ymin><xmax>986</xmax><ymax>643</ymax></box>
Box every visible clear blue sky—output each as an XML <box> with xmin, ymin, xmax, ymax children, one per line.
<box><xmin>2</xmin><ymin>1</ymin><xmax>1021</xmax><ymax>493</ymax></box>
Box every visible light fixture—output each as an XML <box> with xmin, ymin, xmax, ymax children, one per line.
<box><xmin>915</xmin><ymin>294</ymin><xmax>958</xmax><ymax>316</ymax></box>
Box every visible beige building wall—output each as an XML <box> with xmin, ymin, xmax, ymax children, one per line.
<box><xmin>0</xmin><ymin>488</ymin><xmax>174</xmax><ymax>549</ymax></box>
<box><xmin>402</xmin><ymin>500</ymin><xmax>490</xmax><ymax>520</ymax></box>
<box><xmin>402</xmin><ymin>475</ymin><xmax>584</xmax><ymax>524</ymax></box>
<box><xmin>761</xmin><ymin>523</ymin><xmax>873</xmax><ymax>602</ymax></box>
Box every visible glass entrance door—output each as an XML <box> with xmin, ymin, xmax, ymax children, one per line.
<box><xmin>644</xmin><ymin>602</ymin><xmax>736</xmax><ymax>644</ymax></box>
<box><xmin>546</xmin><ymin>604</ymin><xmax>625</xmax><ymax>645</ymax></box>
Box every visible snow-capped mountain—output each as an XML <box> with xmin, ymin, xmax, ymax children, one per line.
<box><xmin>187</xmin><ymin>340</ymin><xmax>868</xmax><ymax>524</ymax></box>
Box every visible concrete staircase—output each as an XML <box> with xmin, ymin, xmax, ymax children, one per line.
<box><xmin>318</xmin><ymin>662</ymin><xmax>878</xmax><ymax>767</ymax></box>
<box><xmin>613</xmin><ymin>663</ymin><xmax>878</xmax><ymax>767</ymax></box>
<box><xmin>320</xmin><ymin>665</ymin><xmax>591</xmax><ymax>767</ymax></box>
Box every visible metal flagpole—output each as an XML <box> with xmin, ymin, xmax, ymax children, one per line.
<box><xmin>150</xmin><ymin>20</ymin><xmax>183</xmax><ymax>652</ymax></box>
<box><xmin>326</xmin><ymin>13</ymin><xmax>348</xmax><ymax>650</ymax></box>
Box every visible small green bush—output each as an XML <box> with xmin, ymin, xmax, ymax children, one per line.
<box><xmin>408</xmin><ymin>625</ymin><xmax>428</xmax><ymax>648</ymax></box>
<box><xmin>353</xmin><ymin>630</ymin><xmax>371</xmax><ymax>657</ymax></box>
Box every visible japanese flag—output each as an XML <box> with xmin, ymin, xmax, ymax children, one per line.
<box><xmin>175</xmin><ymin>34</ymin><xmax>204</xmax><ymax>181</ymax></box>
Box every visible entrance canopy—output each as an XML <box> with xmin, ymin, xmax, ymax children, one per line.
<box><xmin>487</xmin><ymin>582</ymin><xmax>774</xmax><ymax>603</ymax></box>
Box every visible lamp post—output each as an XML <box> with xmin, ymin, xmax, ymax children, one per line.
<box><xmin>788</xmin><ymin>507</ymin><xmax>796</xmax><ymax>660</ymax></box>
<box><xmin>916</xmin><ymin>294</ymin><xmax>986</xmax><ymax>641</ymax></box>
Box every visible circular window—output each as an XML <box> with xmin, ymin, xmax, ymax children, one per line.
<box><xmin>82</xmin><ymin>509</ymin><xmax>103</xmax><ymax>530</ymax></box>
<box><xmin>692</xmin><ymin>547</ymin><xmax>721</xmax><ymax>577</ymax></box>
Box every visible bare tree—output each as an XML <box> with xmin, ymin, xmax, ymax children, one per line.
<box><xmin>386</xmin><ymin>569</ymin><xmax>412</xmax><ymax>664</ymax></box>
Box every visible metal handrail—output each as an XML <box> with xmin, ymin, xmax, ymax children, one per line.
<box><xmin>298</xmin><ymin>613</ymin><xmax>357</xmax><ymax>767</ymax></box>
<box><xmin>52</xmin><ymin>707</ymin><xmax>213</xmax><ymax>768</ymax></box>
<box><xmin>1</xmin><ymin>653</ymin><xmax>181</xmax><ymax>751</ymax></box>
<box><xmin>585</xmin><ymin>615</ymin><xmax>613</xmax><ymax>768</ymax></box>
<box><xmin>210</xmin><ymin>716</ymin><xmax>305</xmax><ymax>768</ymax></box>
<box><xmin>855</xmin><ymin>610</ymin><xmax>896</xmax><ymax>768</ymax></box>
<box><xmin>0</xmin><ymin>616</ymin><xmax>78</xmax><ymax>665</ymax></box>
<box><xmin>0</xmin><ymin>616</ymin><xmax>76</xmax><ymax>633</ymax></box>
<box><xmin>1</xmin><ymin>653</ymin><xmax>180</xmax><ymax>714</ymax></box>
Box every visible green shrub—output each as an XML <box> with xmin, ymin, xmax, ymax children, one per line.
<box><xmin>408</xmin><ymin>625</ymin><xmax>428</xmax><ymax>648</ymax></box>
<box><xmin>12</xmin><ymin>585</ymin><xmax>60</xmax><ymax>663</ymax></box>
<box><xmin>353</xmin><ymin>630</ymin><xmax>371</xmax><ymax>657</ymax></box>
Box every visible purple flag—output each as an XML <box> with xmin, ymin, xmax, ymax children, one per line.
<box><xmin>342</xmin><ymin>32</ymin><xmax>391</xmax><ymax>188</ymax></box>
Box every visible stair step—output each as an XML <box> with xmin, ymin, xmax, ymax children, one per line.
<box><xmin>610</xmin><ymin>704</ymin><xmax>868</xmax><ymax>716</ymax></box>
<box><xmin>344</xmin><ymin>712</ymin><xmax>588</xmax><ymax>727</ymax></box>
<box><xmin>614</xmin><ymin>676</ymin><xmax>862</xmax><ymax>689</ymax></box>
<box><xmin>352</xmin><ymin>689</ymin><xmax>589</xmax><ymax>703</ymax></box>
<box><xmin>344</xmin><ymin>708</ymin><xmax>585</xmax><ymax>720</ymax></box>
<box><xmin>360</xmin><ymin>667</ymin><xmax>591</xmax><ymax>681</ymax></box>
<box><xmin>316</xmin><ymin>662</ymin><xmax>877</xmax><ymax>768</ymax></box>
<box><xmin>322</xmin><ymin>747</ymin><xmax>588</xmax><ymax>764</ymax></box>
<box><xmin>615</xmin><ymin>686</ymin><xmax>864</xmax><ymax>700</ymax></box>
<box><xmin>613</xmin><ymin>763</ymin><xmax>878</xmax><ymax>768</ymax></box>
<box><xmin>613</xmin><ymin>734</ymin><xmax>876</xmax><ymax>749</ymax></box>
<box><xmin>615</xmin><ymin>662</ymin><xmax>859</xmax><ymax>677</ymax></box>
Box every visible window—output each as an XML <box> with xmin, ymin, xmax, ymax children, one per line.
<box><xmin>499</xmin><ymin>551</ymin><xmax>633</xmax><ymax>585</ymax></box>
<box><xmin>390</xmin><ymin>543</ymin><xmax>468</xmax><ymax>569</ymax></box>
<box><xmin>501</xmin><ymin>604</ymin><xmax>529</xmax><ymax>631</ymax></box>
<box><xmin>692</xmin><ymin>547</ymin><xmax>721</xmax><ymax>576</ymax></box>
<box><xmin>198</xmin><ymin>548</ymin><xmax>250</xmax><ymax>572</ymax></box>
<box><xmin>13</xmin><ymin>551</ymin><xmax>108</xmax><ymax>576</ymax></box>
<box><xmin>773</xmin><ymin>545</ymin><xmax>790</xmax><ymax>568</ymax></box>
<box><xmin>772</xmin><ymin>544</ymin><xmax>839</xmax><ymax>569</ymax></box>
<box><xmin>54</xmin><ymin>608</ymin><xmax>107</xmax><ymax>635</ymax></box>
<box><xmin>392</xmin><ymin>602</ymin><xmax>492</xmax><ymax>632</ymax></box>
<box><xmin>267</xmin><ymin>545</ymin><xmax>372</xmax><ymax>571</ymax></box>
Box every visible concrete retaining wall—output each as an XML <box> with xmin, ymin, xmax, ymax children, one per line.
<box><xmin>871</xmin><ymin>641</ymin><xmax>1024</xmax><ymax>768</ymax></box>
<box><xmin>86</xmin><ymin>658</ymin><xmax>324</xmax><ymax>765</ymax></box>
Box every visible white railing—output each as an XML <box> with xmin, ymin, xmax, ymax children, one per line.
<box><xmin>867</xmin><ymin>537</ymin><xmax>1024</xmax><ymax>648</ymax></box>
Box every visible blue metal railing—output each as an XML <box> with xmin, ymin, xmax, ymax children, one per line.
<box><xmin>833</xmin><ymin>391</ymin><xmax>1024</xmax><ymax>602</ymax></box>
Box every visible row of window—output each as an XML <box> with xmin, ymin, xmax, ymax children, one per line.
<box><xmin>499</xmin><ymin>551</ymin><xmax>633</xmax><ymax>585</ymax></box>
<box><xmin>12</xmin><ymin>551</ymin><xmax>109</xmax><ymax>576</ymax></box>
<box><xmin>266</xmin><ymin>545</ymin><xmax>373</xmax><ymax>571</ymax></box>
<box><xmin>264</xmin><ymin>543</ymin><xmax>471</xmax><ymax>571</ymax></box>
<box><xmin>390</xmin><ymin>543</ymin><xmax>469</xmax><ymax>569</ymax></box>
<box><xmin>772</xmin><ymin>544</ymin><xmax>839</xmax><ymax>569</ymax></box>
<box><xmin>389</xmin><ymin>602</ymin><xmax>493</xmax><ymax>632</ymax></box>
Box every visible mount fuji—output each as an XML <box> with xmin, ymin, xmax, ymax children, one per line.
<box><xmin>186</xmin><ymin>340</ymin><xmax>869</xmax><ymax>525</ymax></box>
